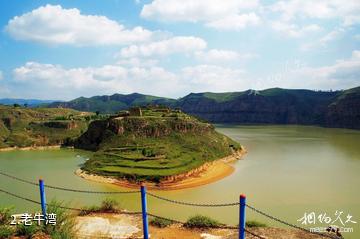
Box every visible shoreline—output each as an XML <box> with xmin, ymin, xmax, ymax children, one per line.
<box><xmin>75</xmin><ymin>148</ymin><xmax>246</xmax><ymax>190</ymax></box>
<box><xmin>0</xmin><ymin>145</ymin><xmax>73</xmax><ymax>152</ymax></box>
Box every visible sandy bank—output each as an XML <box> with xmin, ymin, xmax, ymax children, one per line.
<box><xmin>0</xmin><ymin>145</ymin><xmax>66</xmax><ymax>152</ymax></box>
<box><xmin>75</xmin><ymin>149</ymin><xmax>246</xmax><ymax>190</ymax></box>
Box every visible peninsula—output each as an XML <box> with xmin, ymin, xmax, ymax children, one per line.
<box><xmin>0</xmin><ymin>105</ymin><xmax>244</xmax><ymax>188</ymax></box>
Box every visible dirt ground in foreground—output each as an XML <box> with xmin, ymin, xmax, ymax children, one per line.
<box><xmin>74</xmin><ymin>213</ymin><xmax>335</xmax><ymax>239</ymax></box>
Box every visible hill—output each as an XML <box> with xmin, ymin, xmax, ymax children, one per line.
<box><xmin>0</xmin><ymin>105</ymin><xmax>94</xmax><ymax>148</ymax></box>
<box><xmin>49</xmin><ymin>93</ymin><xmax>176</xmax><ymax>113</ymax></box>
<box><xmin>47</xmin><ymin>87</ymin><xmax>360</xmax><ymax>129</ymax></box>
<box><xmin>0</xmin><ymin>98</ymin><xmax>55</xmax><ymax>107</ymax></box>
<box><xmin>0</xmin><ymin>105</ymin><xmax>242</xmax><ymax>184</ymax></box>
<box><xmin>76</xmin><ymin>106</ymin><xmax>241</xmax><ymax>183</ymax></box>
<box><xmin>178</xmin><ymin>87</ymin><xmax>360</xmax><ymax>129</ymax></box>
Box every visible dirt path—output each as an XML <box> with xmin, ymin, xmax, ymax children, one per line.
<box><xmin>75</xmin><ymin>213</ymin><xmax>332</xmax><ymax>239</ymax></box>
<box><xmin>0</xmin><ymin>145</ymin><xmax>62</xmax><ymax>152</ymax></box>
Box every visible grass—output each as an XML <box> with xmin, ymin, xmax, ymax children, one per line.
<box><xmin>184</xmin><ymin>215</ymin><xmax>222</xmax><ymax>229</ymax></box>
<box><xmin>99</xmin><ymin>198</ymin><xmax>119</xmax><ymax>212</ymax></box>
<box><xmin>246</xmin><ymin>220</ymin><xmax>267</xmax><ymax>228</ymax></box>
<box><xmin>0</xmin><ymin>105</ymin><xmax>242</xmax><ymax>182</ymax></box>
<box><xmin>0</xmin><ymin>105</ymin><xmax>93</xmax><ymax>148</ymax></box>
<box><xmin>15</xmin><ymin>223</ymin><xmax>40</xmax><ymax>237</ymax></box>
<box><xmin>0</xmin><ymin>207</ymin><xmax>15</xmax><ymax>239</ymax></box>
<box><xmin>42</xmin><ymin>200</ymin><xmax>76</xmax><ymax>239</ymax></box>
<box><xmin>80</xmin><ymin>113</ymin><xmax>241</xmax><ymax>182</ymax></box>
<box><xmin>0</xmin><ymin>200</ymin><xmax>76</xmax><ymax>239</ymax></box>
<box><xmin>202</xmin><ymin>92</ymin><xmax>245</xmax><ymax>102</ymax></box>
<box><xmin>0</xmin><ymin>225</ymin><xmax>14</xmax><ymax>238</ymax></box>
<box><xmin>0</xmin><ymin>207</ymin><xmax>12</xmax><ymax>225</ymax></box>
<box><xmin>79</xmin><ymin>198</ymin><xmax>120</xmax><ymax>216</ymax></box>
<box><xmin>150</xmin><ymin>217</ymin><xmax>173</xmax><ymax>228</ymax></box>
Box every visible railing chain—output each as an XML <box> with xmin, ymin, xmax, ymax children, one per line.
<box><xmin>0</xmin><ymin>171</ymin><xmax>345</xmax><ymax>239</ymax></box>
<box><xmin>0</xmin><ymin>187</ymin><xmax>142</xmax><ymax>214</ymax></box>
<box><xmin>0</xmin><ymin>170</ymin><xmax>139</xmax><ymax>194</ymax></box>
<box><xmin>246</xmin><ymin>204</ymin><xmax>340</xmax><ymax>239</ymax></box>
<box><xmin>147</xmin><ymin>192</ymin><xmax>239</xmax><ymax>207</ymax></box>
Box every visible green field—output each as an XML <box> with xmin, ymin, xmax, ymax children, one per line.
<box><xmin>0</xmin><ymin>105</ymin><xmax>241</xmax><ymax>182</ymax></box>
<box><xmin>0</xmin><ymin>105</ymin><xmax>95</xmax><ymax>148</ymax></box>
<box><xmin>78</xmin><ymin>107</ymin><xmax>241</xmax><ymax>182</ymax></box>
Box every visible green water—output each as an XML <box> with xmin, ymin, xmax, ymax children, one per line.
<box><xmin>0</xmin><ymin>125</ymin><xmax>359</xmax><ymax>238</ymax></box>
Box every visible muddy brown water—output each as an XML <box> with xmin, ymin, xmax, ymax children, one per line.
<box><xmin>0</xmin><ymin>125</ymin><xmax>359</xmax><ymax>238</ymax></box>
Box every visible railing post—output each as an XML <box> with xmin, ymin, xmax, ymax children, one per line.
<box><xmin>140</xmin><ymin>183</ymin><xmax>149</xmax><ymax>239</ymax></box>
<box><xmin>39</xmin><ymin>179</ymin><xmax>47</xmax><ymax>218</ymax></box>
<box><xmin>239</xmin><ymin>194</ymin><xmax>246</xmax><ymax>239</ymax></box>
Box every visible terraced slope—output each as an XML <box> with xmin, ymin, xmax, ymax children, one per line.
<box><xmin>0</xmin><ymin>105</ymin><xmax>93</xmax><ymax>148</ymax></box>
<box><xmin>76</xmin><ymin>107</ymin><xmax>241</xmax><ymax>182</ymax></box>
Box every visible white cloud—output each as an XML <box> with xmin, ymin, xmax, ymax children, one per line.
<box><xmin>118</xmin><ymin>36</ymin><xmax>207</xmax><ymax>58</ymax></box>
<box><xmin>206</xmin><ymin>13</ymin><xmax>261</xmax><ymax>31</ymax></box>
<box><xmin>343</xmin><ymin>15</ymin><xmax>360</xmax><ymax>27</ymax></box>
<box><xmin>271</xmin><ymin>21</ymin><xmax>321</xmax><ymax>38</ymax></box>
<box><xmin>141</xmin><ymin>0</ymin><xmax>260</xmax><ymax>30</ymax></box>
<box><xmin>12</xmin><ymin>62</ymin><xmax>181</xmax><ymax>99</ymax></box>
<box><xmin>5</xmin><ymin>4</ymin><xmax>153</xmax><ymax>46</ymax></box>
<box><xmin>0</xmin><ymin>71</ymin><xmax>3</xmax><ymax>81</ymax></box>
<box><xmin>194</xmin><ymin>49</ymin><xmax>239</xmax><ymax>63</ymax></box>
<box><xmin>7</xmin><ymin>51</ymin><xmax>360</xmax><ymax>100</ymax></box>
<box><xmin>10</xmin><ymin>61</ymin><xmax>253</xmax><ymax>99</ymax></box>
<box><xmin>266</xmin><ymin>50</ymin><xmax>360</xmax><ymax>90</ymax></box>
<box><xmin>319</xmin><ymin>28</ymin><xmax>345</xmax><ymax>44</ymax></box>
<box><xmin>181</xmin><ymin>65</ymin><xmax>248</xmax><ymax>92</ymax></box>
<box><xmin>301</xmin><ymin>27</ymin><xmax>345</xmax><ymax>51</ymax></box>
<box><xmin>269</xmin><ymin>0</ymin><xmax>359</xmax><ymax>45</ymax></box>
<box><xmin>117</xmin><ymin>57</ymin><xmax>159</xmax><ymax>67</ymax></box>
<box><xmin>271</xmin><ymin>0</ymin><xmax>360</xmax><ymax>26</ymax></box>
<box><xmin>194</xmin><ymin>49</ymin><xmax>257</xmax><ymax>64</ymax></box>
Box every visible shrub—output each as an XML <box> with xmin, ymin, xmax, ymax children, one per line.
<box><xmin>78</xmin><ymin>205</ymin><xmax>101</xmax><ymax>216</ymax></box>
<box><xmin>42</xmin><ymin>200</ymin><xmax>76</xmax><ymax>239</ymax></box>
<box><xmin>0</xmin><ymin>207</ymin><xmax>13</xmax><ymax>225</ymax></box>
<box><xmin>142</xmin><ymin>148</ymin><xmax>155</xmax><ymax>157</ymax></box>
<box><xmin>246</xmin><ymin>220</ymin><xmax>267</xmax><ymax>228</ymax></box>
<box><xmin>100</xmin><ymin>198</ymin><xmax>119</xmax><ymax>212</ymax></box>
<box><xmin>0</xmin><ymin>225</ymin><xmax>14</xmax><ymax>239</ymax></box>
<box><xmin>184</xmin><ymin>215</ymin><xmax>221</xmax><ymax>229</ymax></box>
<box><xmin>79</xmin><ymin>198</ymin><xmax>119</xmax><ymax>216</ymax></box>
<box><xmin>150</xmin><ymin>217</ymin><xmax>173</xmax><ymax>228</ymax></box>
<box><xmin>16</xmin><ymin>223</ymin><xmax>40</xmax><ymax>237</ymax></box>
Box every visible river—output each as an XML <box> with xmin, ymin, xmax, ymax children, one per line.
<box><xmin>0</xmin><ymin>125</ymin><xmax>359</xmax><ymax>238</ymax></box>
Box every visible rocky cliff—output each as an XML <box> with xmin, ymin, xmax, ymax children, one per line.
<box><xmin>76</xmin><ymin>107</ymin><xmax>241</xmax><ymax>182</ymax></box>
<box><xmin>48</xmin><ymin>87</ymin><xmax>360</xmax><ymax>130</ymax></box>
<box><xmin>176</xmin><ymin>88</ymin><xmax>360</xmax><ymax>129</ymax></box>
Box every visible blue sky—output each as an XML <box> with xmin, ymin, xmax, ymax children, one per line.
<box><xmin>0</xmin><ymin>0</ymin><xmax>359</xmax><ymax>100</ymax></box>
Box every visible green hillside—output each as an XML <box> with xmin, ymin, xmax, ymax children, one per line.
<box><xmin>0</xmin><ymin>105</ymin><xmax>241</xmax><ymax>182</ymax></box>
<box><xmin>0</xmin><ymin>105</ymin><xmax>94</xmax><ymax>148</ymax></box>
<box><xmin>45</xmin><ymin>87</ymin><xmax>360</xmax><ymax>129</ymax></box>
<box><xmin>76</xmin><ymin>106</ymin><xmax>241</xmax><ymax>182</ymax></box>
<box><xmin>49</xmin><ymin>93</ymin><xmax>176</xmax><ymax>113</ymax></box>
<box><xmin>176</xmin><ymin>87</ymin><xmax>360</xmax><ymax>129</ymax></box>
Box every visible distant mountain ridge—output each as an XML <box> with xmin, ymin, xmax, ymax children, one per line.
<box><xmin>0</xmin><ymin>98</ymin><xmax>56</xmax><ymax>106</ymax></box>
<box><xmin>45</xmin><ymin>87</ymin><xmax>360</xmax><ymax>130</ymax></box>
<box><xmin>49</xmin><ymin>93</ymin><xmax>176</xmax><ymax>113</ymax></box>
